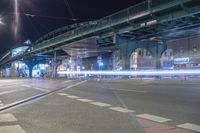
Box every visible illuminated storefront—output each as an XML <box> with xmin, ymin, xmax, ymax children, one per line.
<box><xmin>32</xmin><ymin>64</ymin><xmax>49</xmax><ymax>77</ymax></box>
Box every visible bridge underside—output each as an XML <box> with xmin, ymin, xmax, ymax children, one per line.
<box><xmin>119</xmin><ymin>14</ymin><xmax>200</xmax><ymax>42</ymax></box>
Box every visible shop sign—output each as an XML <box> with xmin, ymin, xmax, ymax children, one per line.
<box><xmin>174</xmin><ymin>57</ymin><xmax>190</xmax><ymax>64</ymax></box>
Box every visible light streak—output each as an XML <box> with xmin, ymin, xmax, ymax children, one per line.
<box><xmin>0</xmin><ymin>17</ymin><xmax>3</xmax><ymax>25</ymax></box>
<box><xmin>58</xmin><ymin>69</ymin><xmax>200</xmax><ymax>76</ymax></box>
<box><xmin>13</xmin><ymin>0</ymin><xmax>20</xmax><ymax>39</ymax></box>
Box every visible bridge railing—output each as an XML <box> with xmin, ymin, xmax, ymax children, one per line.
<box><xmin>129</xmin><ymin>1</ymin><xmax>149</xmax><ymax>17</ymax></box>
<box><xmin>33</xmin><ymin>1</ymin><xmax>150</xmax><ymax>50</ymax></box>
<box><xmin>34</xmin><ymin>21</ymin><xmax>96</xmax><ymax>44</ymax></box>
<box><xmin>151</xmin><ymin>0</ymin><xmax>176</xmax><ymax>8</ymax></box>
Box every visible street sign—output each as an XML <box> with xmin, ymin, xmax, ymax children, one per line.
<box><xmin>97</xmin><ymin>56</ymin><xmax>102</xmax><ymax>63</ymax></box>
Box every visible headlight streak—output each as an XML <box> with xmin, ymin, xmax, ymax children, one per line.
<box><xmin>13</xmin><ymin>0</ymin><xmax>20</xmax><ymax>39</ymax></box>
<box><xmin>58</xmin><ymin>70</ymin><xmax>200</xmax><ymax>76</ymax></box>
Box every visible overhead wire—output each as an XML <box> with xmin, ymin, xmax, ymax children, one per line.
<box><xmin>20</xmin><ymin>6</ymin><xmax>41</xmax><ymax>39</ymax></box>
<box><xmin>31</xmin><ymin>17</ymin><xmax>49</xmax><ymax>33</ymax></box>
<box><xmin>63</xmin><ymin>0</ymin><xmax>76</xmax><ymax>21</ymax></box>
<box><xmin>7</xmin><ymin>12</ymin><xmax>92</xmax><ymax>21</ymax></box>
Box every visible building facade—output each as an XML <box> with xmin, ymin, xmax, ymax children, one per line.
<box><xmin>164</xmin><ymin>35</ymin><xmax>200</xmax><ymax>69</ymax></box>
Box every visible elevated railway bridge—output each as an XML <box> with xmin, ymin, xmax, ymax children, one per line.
<box><xmin>1</xmin><ymin>0</ymin><xmax>200</xmax><ymax>77</ymax></box>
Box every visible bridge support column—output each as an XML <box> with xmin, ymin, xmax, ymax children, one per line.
<box><xmin>116</xmin><ymin>37</ymin><xmax>135</xmax><ymax>70</ymax></box>
<box><xmin>24</xmin><ymin>60</ymin><xmax>39</xmax><ymax>78</ymax></box>
<box><xmin>28</xmin><ymin>65</ymin><xmax>33</xmax><ymax>78</ymax></box>
<box><xmin>150</xmin><ymin>42</ymin><xmax>167</xmax><ymax>69</ymax></box>
<box><xmin>52</xmin><ymin>51</ymin><xmax>57</xmax><ymax>78</ymax></box>
<box><xmin>10</xmin><ymin>63</ymin><xmax>17</xmax><ymax>77</ymax></box>
<box><xmin>51</xmin><ymin>51</ymin><xmax>62</xmax><ymax>78</ymax></box>
<box><xmin>115</xmin><ymin>36</ymin><xmax>167</xmax><ymax>70</ymax></box>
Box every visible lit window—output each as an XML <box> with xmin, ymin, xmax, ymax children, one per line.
<box><xmin>193</xmin><ymin>45</ymin><xmax>197</xmax><ymax>53</ymax></box>
<box><xmin>180</xmin><ymin>47</ymin><xmax>184</xmax><ymax>54</ymax></box>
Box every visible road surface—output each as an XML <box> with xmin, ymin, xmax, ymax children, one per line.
<box><xmin>0</xmin><ymin>78</ymin><xmax>200</xmax><ymax>133</ymax></box>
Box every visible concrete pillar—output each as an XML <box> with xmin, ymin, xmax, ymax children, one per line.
<box><xmin>52</xmin><ymin>51</ymin><xmax>57</xmax><ymax>78</ymax></box>
<box><xmin>28</xmin><ymin>65</ymin><xmax>33</xmax><ymax>78</ymax></box>
<box><xmin>25</xmin><ymin>60</ymin><xmax>38</xmax><ymax>78</ymax></box>
<box><xmin>150</xmin><ymin>43</ymin><xmax>167</xmax><ymax>69</ymax></box>
<box><xmin>116</xmin><ymin>37</ymin><xmax>133</xmax><ymax>70</ymax></box>
<box><xmin>10</xmin><ymin>63</ymin><xmax>16</xmax><ymax>77</ymax></box>
<box><xmin>156</xmin><ymin>45</ymin><xmax>161</xmax><ymax>69</ymax></box>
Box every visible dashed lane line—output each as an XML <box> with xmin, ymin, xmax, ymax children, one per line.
<box><xmin>177</xmin><ymin>123</ymin><xmax>200</xmax><ymax>132</ymax></box>
<box><xmin>0</xmin><ymin>114</ymin><xmax>17</xmax><ymax>123</ymax></box>
<box><xmin>0</xmin><ymin>100</ymin><xmax>3</xmax><ymax>106</ymax></box>
<box><xmin>57</xmin><ymin>93</ymin><xmax>200</xmax><ymax>133</ymax></box>
<box><xmin>76</xmin><ymin>99</ymin><xmax>93</xmax><ymax>102</ymax></box>
<box><xmin>0</xmin><ymin>84</ymin><xmax>18</xmax><ymax>87</ymax></box>
<box><xmin>21</xmin><ymin>85</ymin><xmax>32</xmax><ymax>88</ymax></box>
<box><xmin>56</xmin><ymin>93</ymin><xmax>200</xmax><ymax>133</ymax></box>
<box><xmin>0</xmin><ymin>89</ymin><xmax>26</xmax><ymax>96</ymax></box>
<box><xmin>90</xmin><ymin>102</ymin><xmax>111</xmax><ymax>107</ymax></box>
<box><xmin>63</xmin><ymin>80</ymin><xmax>73</xmax><ymax>83</ymax></box>
<box><xmin>109</xmin><ymin>107</ymin><xmax>135</xmax><ymax>113</ymax></box>
<box><xmin>57</xmin><ymin>93</ymin><xmax>69</xmax><ymax>96</ymax></box>
<box><xmin>34</xmin><ymin>87</ymin><xmax>50</xmax><ymax>93</ymax></box>
<box><xmin>0</xmin><ymin>125</ymin><xmax>26</xmax><ymax>133</ymax></box>
<box><xmin>66</xmin><ymin>95</ymin><xmax>80</xmax><ymax>99</ymax></box>
<box><xmin>136</xmin><ymin>114</ymin><xmax>171</xmax><ymax>123</ymax></box>
<box><xmin>62</xmin><ymin>80</ymin><xmax>88</xmax><ymax>90</ymax></box>
<box><xmin>102</xmin><ymin>88</ymin><xmax>147</xmax><ymax>93</ymax></box>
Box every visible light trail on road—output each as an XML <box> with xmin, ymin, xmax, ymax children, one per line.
<box><xmin>58</xmin><ymin>69</ymin><xmax>200</xmax><ymax>76</ymax></box>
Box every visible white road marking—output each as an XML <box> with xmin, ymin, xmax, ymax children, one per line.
<box><xmin>77</xmin><ymin>99</ymin><xmax>93</xmax><ymax>102</ymax></box>
<box><xmin>137</xmin><ymin>114</ymin><xmax>171</xmax><ymax>123</ymax></box>
<box><xmin>0</xmin><ymin>89</ymin><xmax>25</xmax><ymax>96</ymax></box>
<box><xmin>105</xmin><ymin>88</ymin><xmax>147</xmax><ymax>93</ymax></box>
<box><xmin>63</xmin><ymin>80</ymin><xmax>73</xmax><ymax>83</ymax></box>
<box><xmin>0</xmin><ymin>125</ymin><xmax>26</xmax><ymax>133</ymax></box>
<box><xmin>66</xmin><ymin>85</ymin><xmax>73</xmax><ymax>88</ymax></box>
<box><xmin>21</xmin><ymin>85</ymin><xmax>32</xmax><ymax>88</ymax></box>
<box><xmin>34</xmin><ymin>87</ymin><xmax>50</xmax><ymax>93</ymax></box>
<box><xmin>57</xmin><ymin>93</ymin><xmax>69</xmax><ymax>96</ymax></box>
<box><xmin>0</xmin><ymin>100</ymin><xmax>4</xmax><ymax>106</ymax></box>
<box><xmin>64</xmin><ymin>80</ymin><xmax>88</xmax><ymax>89</ymax></box>
<box><xmin>0</xmin><ymin>114</ymin><xmax>18</xmax><ymax>122</ymax></box>
<box><xmin>66</xmin><ymin>95</ymin><xmax>80</xmax><ymax>99</ymax></box>
<box><xmin>90</xmin><ymin>102</ymin><xmax>111</xmax><ymax>107</ymax></box>
<box><xmin>109</xmin><ymin>107</ymin><xmax>135</xmax><ymax>113</ymax></box>
<box><xmin>177</xmin><ymin>123</ymin><xmax>200</xmax><ymax>132</ymax></box>
<box><xmin>0</xmin><ymin>84</ymin><xmax>18</xmax><ymax>87</ymax></box>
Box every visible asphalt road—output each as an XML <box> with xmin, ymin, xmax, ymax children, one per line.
<box><xmin>0</xmin><ymin>78</ymin><xmax>200</xmax><ymax>133</ymax></box>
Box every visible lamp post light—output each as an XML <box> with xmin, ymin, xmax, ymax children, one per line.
<box><xmin>0</xmin><ymin>18</ymin><xmax>4</xmax><ymax>25</ymax></box>
<box><xmin>0</xmin><ymin>16</ymin><xmax>6</xmax><ymax>26</ymax></box>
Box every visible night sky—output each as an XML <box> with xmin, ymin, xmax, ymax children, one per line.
<box><xmin>0</xmin><ymin>0</ymin><xmax>143</xmax><ymax>56</ymax></box>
